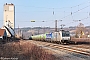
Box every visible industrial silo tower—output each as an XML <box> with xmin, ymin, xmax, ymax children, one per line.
<box><xmin>3</xmin><ymin>3</ymin><xmax>15</xmax><ymax>37</ymax></box>
<box><xmin>3</xmin><ymin>3</ymin><xmax>15</xmax><ymax>29</ymax></box>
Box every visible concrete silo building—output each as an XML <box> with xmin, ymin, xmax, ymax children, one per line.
<box><xmin>3</xmin><ymin>3</ymin><xmax>15</xmax><ymax>37</ymax></box>
<box><xmin>3</xmin><ymin>3</ymin><xmax>15</xmax><ymax>29</ymax></box>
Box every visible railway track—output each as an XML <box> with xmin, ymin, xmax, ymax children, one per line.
<box><xmin>30</xmin><ymin>40</ymin><xmax>90</xmax><ymax>56</ymax></box>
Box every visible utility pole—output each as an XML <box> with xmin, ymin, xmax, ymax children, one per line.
<box><xmin>43</xmin><ymin>27</ymin><xmax>45</xmax><ymax>34</ymax></box>
<box><xmin>38</xmin><ymin>28</ymin><xmax>39</xmax><ymax>35</ymax></box>
<box><xmin>55</xmin><ymin>20</ymin><xmax>62</xmax><ymax>31</ymax></box>
<box><xmin>55</xmin><ymin>20</ymin><xmax>57</xmax><ymax>41</ymax></box>
<box><xmin>55</xmin><ymin>20</ymin><xmax>57</xmax><ymax>32</ymax></box>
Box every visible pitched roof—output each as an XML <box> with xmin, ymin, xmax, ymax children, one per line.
<box><xmin>0</xmin><ymin>29</ymin><xmax>6</xmax><ymax>36</ymax></box>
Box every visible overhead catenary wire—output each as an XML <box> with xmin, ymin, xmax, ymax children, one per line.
<box><xmin>71</xmin><ymin>0</ymin><xmax>90</xmax><ymax>8</ymax></box>
<box><xmin>11</xmin><ymin>0</ymin><xmax>90</xmax><ymax>9</ymax></box>
<box><xmin>0</xmin><ymin>1</ymin><xmax>89</xmax><ymax>14</ymax></box>
<box><xmin>0</xmin><ymin>1</ymin><xmax>90</xmax><ymax>28</ymax></box>
<box><xmin>60</xmin><ymin>4</ymin><xmax>90</xmax><ymax>20</ymax></box>
<box><xmin>63</xmin><ymin>16</ymin><xmax>90</xmax><ymax>27</ymax></box>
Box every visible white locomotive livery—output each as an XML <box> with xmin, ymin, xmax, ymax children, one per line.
<box><xmin>30</xmin><ymin>30</ymin><xmax>70</xmax><ymax>44</ymax></box>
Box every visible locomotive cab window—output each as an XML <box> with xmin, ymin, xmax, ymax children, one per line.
<box><xmin>62</xmin><ymin>31</ymin><xmax>70</xmax><ymax>37</ymax></box>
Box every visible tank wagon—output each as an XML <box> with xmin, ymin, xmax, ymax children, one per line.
<box><xmin>30</xmin><ymin>30</ymin><xmax>70</xmax><ymax>44</ymax></box>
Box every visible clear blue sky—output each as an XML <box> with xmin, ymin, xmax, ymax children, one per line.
<box><xmin>0</xmin><ymin>0</ymin><xmax>90</xmax><ymax>28</ymax></box>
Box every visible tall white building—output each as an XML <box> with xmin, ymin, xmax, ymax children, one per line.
<box><xmin>3</xmin><ymin>3</ymin><xmax>15</xmax><ymax>29</ymax></box>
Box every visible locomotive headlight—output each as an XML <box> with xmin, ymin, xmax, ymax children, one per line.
<box><xmin>68</xmin><ymin>37</ymin><xmax>70</xmax><ymax>40</ymax></box>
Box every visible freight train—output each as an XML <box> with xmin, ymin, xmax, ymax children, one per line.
<box><xmin>29</xmin><ymin>30</ymin><xmax>71</xmax><ymax>44</ymax></box>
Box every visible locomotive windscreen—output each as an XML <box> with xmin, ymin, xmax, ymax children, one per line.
<box><xmin>62</xmin><ymin>31</ymin><xmax>70</xmax><ymax>37</ymax></box>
